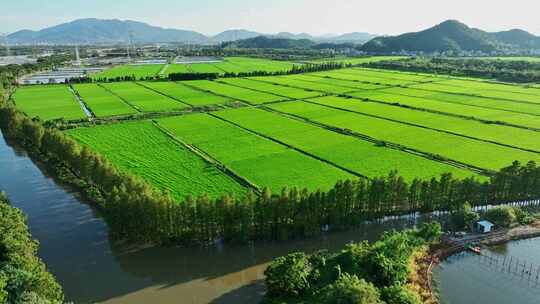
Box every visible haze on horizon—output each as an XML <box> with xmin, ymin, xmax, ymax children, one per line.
<box><xmin>3</xmin><ymin>0</ymin><xmax>540</xmax><ymax>36</ymax></box>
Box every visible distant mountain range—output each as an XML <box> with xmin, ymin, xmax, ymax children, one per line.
<box><xmin>6</xmin><ymin>18</ymin><xmax>376</xmax><ymax>45</ymax></box>
<box><xmin>361</xmin><ymin>20</ymin><xmax>540</xmax><ymax>53</ymax></box>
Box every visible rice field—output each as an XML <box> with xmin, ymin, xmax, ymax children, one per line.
<box><xmin>18</xmin><ymin>65</ymin><xmax>540</xmax><ymax>200</ymax></box>
<box><xmin>268</xmin><ymin>99</ymin><xmax>540</xmax><ymax>171</ymax></box>
<box><xmin>213</xmin><ymin>107</ymin><xmax>475</xmax><ymax>181</ymax></box>
<box><xmin>100</xmin><ymin>82</ymin><xmax>187</xmax><ymax>112</ymax></box>
<box><xmin>307</xmin><ymin>56</ymin><xmax>407</xmax><ymax>65</ymax></box>
<box><xmin>218</xmin><ymin>78</ymin><xmax>323</xmax><ymax>99</ymax></box>
<box><xmin>13</xmin><ymin>85</ymin><xmax>86</xmax><ymax>121</ymax></box>
<box><xmin>185</xmin><ymin>80</ymin><xmax>288</xmax><ymax>104</ymax></box>
<box><xmin>67</xmin><ymin>121</ymin><xmax>246</xmax><ymax>199</ymax></box>
<box><xmin>73</xmin><ymin>84</ymin><xmax>138</xmax><ymax>117</ymax></box>
<box><xmin>158</xmin><ymin>114</ymin><xmax>353</xmax><ymax>192</ymax></box>
<box><xmin>304</xmin><ymin>96</ymin><xmax>540</xmax><ymax>153</ymax></box>
<box><xmin>138</xmin><ymin>82</ymin><xmax>232</xmax><ymax>106</ymax></box>
<box><xmin>91</xmin><ymin>64</ymin><xmax>164</xmax><ymax>80</ymax></box>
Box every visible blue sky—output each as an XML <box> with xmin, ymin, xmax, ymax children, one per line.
<box><xmin>3</xmin><ymin>0</ymin><xmax>540</xmax><ymax>35</ymax></box>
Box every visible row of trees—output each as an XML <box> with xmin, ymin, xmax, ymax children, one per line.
<box><xmin>0</xmin><ymin>192</ymin><xmax>64</xmax><ymax>303</ymax></box>
<box><xmin>366</xmin><ymin>57</ymin><xmax>540</xmax><ymax>83</ymax></box>
<box><xmin>1</xmin><ymin>102</ymin><xmax>540</xmax><ymax>245</ymax></box>
<box><xmin>263</xmin><ymin>223</ymin><xmax>441</xmax><ymax>304</ymax></box>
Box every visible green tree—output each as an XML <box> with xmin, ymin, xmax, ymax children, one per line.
<box><xmin>264</xmin><ymin>252</ymin><xmax>312</xmax><ymax>297</ymax></box>
<box><xmin>318</xmin><ymin>273</ymin><xmax>383</xmax><ymax>304</ymax></box>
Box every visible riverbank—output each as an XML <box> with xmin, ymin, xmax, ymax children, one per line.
<box><xmin>416</xmin><ymin>221</ymin><xmax>540</xmax><ymax>303</ymax></box>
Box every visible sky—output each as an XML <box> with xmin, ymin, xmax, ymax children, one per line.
<box><xmin>2</xmin><ymin>0</ymin><xmax>540</xmax><ymax>36</ymax></box>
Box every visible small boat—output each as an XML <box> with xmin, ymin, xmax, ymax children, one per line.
<box><xmin>468</xmin><ymin>245</ymin><xmax>482</xmax><ymax>254</ymax></box>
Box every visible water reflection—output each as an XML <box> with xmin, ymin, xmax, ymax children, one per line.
<box><xmin>434</xmin><ymin>238</ymin><xmax>540</xmax><ymax>304</ymax></box>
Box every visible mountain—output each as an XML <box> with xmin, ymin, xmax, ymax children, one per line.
<box><xmin>7</xmin><ymin>18</ymin><xmax>208</xmax><ymax>44</ymax></box>
<box><xmin>272</xmin><ymin>32</ymin><xmax>315</xmax><ymax>40</ymax></box>
<box><xmin>221</xmin><ymin>36</ymin><xmax>316</xmax><ymax>49</ymax></box>
<box><xmin>211</xmin><ymin>29</ymin><xmax>261</xmax><ymax>43</ymax></box>
<box><xmin>6</xmin><ymin>18</ymin><xmax>376</xmax><ymax>46</ymax></box>
<box><xmin>329</xmin><ymin>32</ymin><xmax>375</xmax><ymax>43</ymax></box>
<box><xmin>361</xmin><ymin>20</ymin><xmax>540</xmax><ymax>53</ymax></box>
<box><xmin>491</xmin><ymin>29</ymin><xmax>540</xmax><ymax>49</ymax></box>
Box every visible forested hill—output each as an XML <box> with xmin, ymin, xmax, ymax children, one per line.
<box><xmin>361</xmin><ymin>20</ymin><xmax>540</xmax><ymax>53</ymax></box>
<box><xmin>221</xmin><ymin>36</ymin><xmax>317</xmax><ymax>49</ymax></box>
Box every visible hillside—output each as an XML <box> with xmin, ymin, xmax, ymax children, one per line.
<box><xmin>361</xmin><ymin>20</ymin><xmax>540</xmax><ymax>53</ymax></box>
<box><xmin>221</xmin><ymin>36</ymin><xmax>316</xmax><ymax>49</ymax></box>
<box><xmin>211</xmin><ymin>29</ymin><xmax>261</xmax><ymax>43</ymax></box>
<box><xmin>7</xmin><ymin>18</ymin><xmax>208</xmax><ymax>44</ymax></box>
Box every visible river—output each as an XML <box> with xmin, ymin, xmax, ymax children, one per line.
<box><xmin>434</xmin><ymin>237</ymin><xmax>540</xmax><ymax>304</ymax></box>
<box><xmin>0</xmin><ymin>129</ymin><xmax>427</xmax><ymax>304</ymax></box>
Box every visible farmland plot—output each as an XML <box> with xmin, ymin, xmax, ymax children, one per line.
<box><xmin>139</xmin><ymin>82</ymin><xmax>231</xmax><ymax>106</ymax></box>
<box><xmin>268</xmin><ymin>99</ymin><xmax>540</xmax><ymax>171</ymax></box>
<box><xmin>310</xmin><ymin>70</ymin><xmax>408</xmax><ymax>86</ymax></box>
<box><xmin>67</xmin><ymin>121</ymin><xmax>246</xmax><ymax>199</ymax></box>
<box><xmin>219</xmin><ymin>78</ymin><xmax>322</xmax><ymax>99</ymax></box>
<box><xmin>91</xmin><ymin>64</ymin><xmax>163</xmax><ymax>80</ymax></box>
<box><xmin>287</xmin><ymin>74</ymin><xmax>386</xmax><ymax>91</ymax></box>
<box><xmin>380</xmin><ymin>86</ymin><xmax>540</xmax><ymax>116</ymax></box>
<box><xmin>252</xmin><ymin>76</ymin><xmax>355</xmax><ymax>94</ymax></box>
<box><xmin>100</xmin><ymin>82</ymin><xmax>187</xmax><ymax>112</ymax></box>
<box><xmin>73</xmin><ymin>84</ymin><xmax>137</xmax><ymax>117</ymax></box>
<box><xmin>305</xmin><ymin>96</ymin><xmax>540</xmax><ymax>153</ymax></box>
<box><xmin>348</xmin><ymin>90</ymin><xmax>540</xmax><ymax>130</ymax></box>
<box><xmin>214</xmin><ymin>107</ymin><xmax>475</xmax><ymax>181</ymax></box>
<box><xmin>308</xmin><ymin>56</ymin><xmax>407</xmax><ymax>65</ymax></box>
<box><xmin>185</xmin><ymin>80</ymin><xmax>288</xmax><ymax>104</ymax></box>
<box><xmin>411</xmin><ymin>82</ymin><xmax>540</xmax><ymax>105</ymax></box>
<box><xmin>13</xmin><ymin>85</ymin><xmax>86</xmax><ymax>121</ymax></box>
<box><xmin>225</xmin><ymin>57</ymin><xmax>297</xmax><ymax>72</ymax></box>
<box><xmin>351</xmin><ymin>68</ymin><xmax>436</xmax><ymax>82</ymax></box>
<box><xmin>158</xmin><ymin>114</ymin><xmax>352</xmax><ymax>192</ymax></box>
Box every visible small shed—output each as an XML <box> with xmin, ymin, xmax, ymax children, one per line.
<box><xmin>475</xmin><ymin>220</ymin><xmax>494</xmax><ymax>234</ymax></box>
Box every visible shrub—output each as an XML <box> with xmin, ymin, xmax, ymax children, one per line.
<box><xmin>264</xmin><ymin>252</ymin><xmax>312</xmax><ymax>297</ymax></box>
<box><xmin>318</xmin><ymin>273</ymin><xmax>383</xmax><ymax>304</ymax></box>
<box><xmin>382</xmin><ymin>285</ymin><xmax>422</xmax><ymax>304</ymax></box>
<box><xmin>484</xmin><ymin>206</ymin><xmax>517</xmax><ymax>228</ymax></box>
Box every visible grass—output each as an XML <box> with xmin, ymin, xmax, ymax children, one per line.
<box><xmin>268</xmin><ymin>98</ymin><xmax>540</xmax><ymax>171</ymax></box>
<box><xmin>13</xmin><ymin>85</ymin><xmax>86</xmax><ymax>121</ymax></box>
<box><xmin>158</xmin><ymin>114</ymin><xmax>353</xmax><ymax>192</ymax></box>
<box><xmin>305</xmin><ymin>96</ymin><xmax>540</xmax><ymax>153</ymax></box>
<box><xmin>348</xmin><ymin>89</ymin><xmax>540</xmax><ymax>130</ymax></box>
<box><xmin>214</xmin><ymin>107</ymin><xmax>475</xmax><ymax>181</ymax></box>
<box><xmin>73</xmin><ymin>84</ymin><xmax>138</xmax><ymax>117</ymax></box>
<box><xmin>218</xmin><ymin>78</ymin><xmax>323</xmax><ymax>99</ymax></box>
<box><xmin>139</xmin><ymin>81</ymin><xmax>232</xmax><ymax>106</ymax></box>
<box><xmin>91</xmin><ymin>64</ymin><xmax>164</xmax><ymax>80</ymax></box>
<box><xmin>185</xmin><ymin>80</ymin><xmax>288</xmax><ymax>104</ymax></box>
<box><xmin>67</xmin><ymin>121</ymin><xmax>246</xmax><ymax>199</ymax></box>
<box><xmin>100</xmin><ymin>82</ymin><xmax>187</xmax><ymax>112</ymax></box>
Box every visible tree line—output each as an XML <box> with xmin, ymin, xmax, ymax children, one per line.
<box><xmin>1</xmin><ymin>101</ymin><xmax>540</xmax><ymax>245</ymax></box>
<box><xmin>366</xmin><ymin>57</ymin><xmax>540</xmax><ymax>83</ymax></box>
<box><xmin>0</xmin><ymin>192</ymin><xmax>64</xmax><ymax>303</ymax></box>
